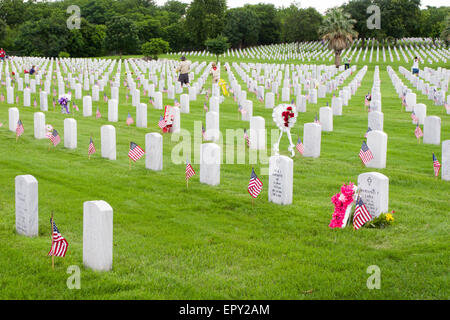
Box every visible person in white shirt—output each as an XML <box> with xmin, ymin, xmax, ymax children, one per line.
<box><xmin>176</xmin><ymin>56</ymin><xmax>191</xmax><ymax>86</ymax></box>
<box><xmin>412</xmin><ymin>57</ymin><xmax>420</xmax><ymax>76</ymax></box>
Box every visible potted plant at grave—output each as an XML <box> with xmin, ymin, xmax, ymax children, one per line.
<box><xmin>58</xmin><ymin>93</ymin><xmax>71</xmax><ymax>114</ymax></box>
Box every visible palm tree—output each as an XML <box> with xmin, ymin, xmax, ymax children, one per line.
<box><xmin>319</xmin><ymin>8</ymin><xmax>358</xmax><ymax>68</ymax></box>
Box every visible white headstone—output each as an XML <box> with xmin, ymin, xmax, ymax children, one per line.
<box><xmin>171</xmin><ymin>107</ymin><xmax>181</xmax><ymax>133</ymax></box>
<box><xmin>281</xmin><ymin>87</ymin><xmax>290</xmax><ymax>102</ymax></box>
<box><xmin>83</xmin><ymin>96</ymin><xmax>92</xmax><ymax>117</ymax></box>
<box><xmin>205</xmin><ymin>111</ymin><xmax>220</xmax><ymax>142</ymax></box>
<box><xmin>145</xmin><ymin>133</ymin><xmax>163</xmax><ymax>171</ymax></box>
<box><xmin>154</xmin><ymin>91</ymin><xmax>163</xmax><ymax>109</ymax></box>
<box><xmin>83</xmin><ymin>200</ymin><xmax>113</xmax><ymax>271</ymax></box>
<box><xmin>210</xmin><ymin>96</ymin><xmax>219</xmax><ymax>113</ymax></box>
<box><xmin>303</xmin><ymin>123</ymin><xmax>321</xmax><ymax>158</ymax></box>
<box><xmin>357</xmin><ymin>172</ymin><xmax>389</xmax><ymax>217</ymax></box>
<box><xmin>268</xmin><ymin>155</ymin><xmax>293</xmax><ymax>205</ymax></box>
<box><xmin>265</xmin><ymin>92</ymin><xmax>274</xmax><ymax>109</ymax></box>
<box><xmin>368</xmin><ymin>111</ymin><xmax>384</xmax><ymax>131</ymax></box>
<box><xmin>101</xmin><ymin>125</ymin><xmax>116</xmax><ymax>160</ymax></box>
<box><xmin>9</xmin><ymin>107</ymin><xmax>19</xmax><ymax>132</ymax></box>
<box><xmin>34</xmin><ymin>112</ymin><xmax>46</xmax><ymax>139</ymax></box>
<box><xmin>15</xmin><ymin>175</ymin><xmax>39</xmax><ymax>238</ymax></box>
<box><xmin>7</xmin><ymin>86</ymin><xmax>14</xmax><ymax>104</ymax></box>
<box><xmin>319</xmin><ymin>107</ymin><xmax>333</xmax><ymax>132</ymax></box>
<box><xmin>136</xmin><ymin>103</ymin><xmax>147</xmax><ymax>128</ymax></box>
<box><xmin>40</xmin><ymin>91</ymin><xmax>48</xmax><ymax>111</ymax></box>
<box><xmin>405</xmin><ymin>92</ymin><xmax>416</xmax><ymax>112</ymax></box>
<box><xmin>180</xmin><ymin>94</ymin><xmax>189</xmax><ymax>113</ymax></box>
<box><xmin>92</xmin><ymin>85</ymin><xmax>99</xmax><ymax>101</ymax></box>
<box><xmin>413</xmin><ymin>103</ymin><xmax>426</xmax><ymax>125</ymax></box>
<box><xmin>242</xmin><ymin>99</ymin><xmax>253</xmax><ymax>121</ymax></box>
<box><xmin>200</xmin><ymin>143</ymin><xmax>221</xmax><ymax>186</ymax></box>
<box><xmin>366</xmin><ymin>130</ymin><xmax>388</xmax><ymax>168</ymax></box>
<box><xmin>250</xmin><ymin>116</ymin><xmax>266</xmax><ymax>150</ymax></box>
<box><xmin>107</xmin><ymin>99</ymin><xmax>118</xmax><ymax>122</ymax></box>
<box><xmin>331</xmin><ymin>96</ymin><xmax>342</xmax><ymax>116</ymax></box>
<box><xmin>423</xmin><ymin>116</ymin><xmax>440</xmax><ymax>145</ymax></box>
<box><xmin>64</xmin><ymin>118</ymin><xmax>77</xmax><ymax>149</ymax></box>
<box><xmin>23</xmin><ymin>88</ymin><xmax>31</xmax><ymax>107</ymax></box>
<box><xmin>296</xmin><ymin>95</ymin><xmax>306</xmax><ymax>113</ymax></box>
<box><xmin>442</xmin><ymin>140</ymin><xmax>450</xmax><ymax>181</ymax></box>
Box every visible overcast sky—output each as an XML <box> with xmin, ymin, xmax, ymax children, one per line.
<box><xmin>156</xmin><ymin>0</ymin><xmax>448</xmax><ymax>13</ymax></box>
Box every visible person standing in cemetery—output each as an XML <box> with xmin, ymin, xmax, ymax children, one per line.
<box><xmin>210</xmin><ymin>62</ymin><xmax>220</xmax><ymax>84</ymax></box>
<box><xmin>176</xmin><ymin>56</ymin><xmax>191</xmax><ymax>87</ymax></box>
<box><xmin>344</xmin><ymin>56</ymin><xmax>351</xmax><ymax>70</ymax></box>
<box><xmin>29</xmin><ymin>65</ymin><xmax>36</xmax><ymax>75</ymax></box>
<box><xmin>0</xmin><ymin>48</ymin><xmax>5</xmax><ymax>60</ymax></box>
<box><xmin>412</xmin><ymin>57</ymin><xmax>420</xmax><ymax>76</ymax></box>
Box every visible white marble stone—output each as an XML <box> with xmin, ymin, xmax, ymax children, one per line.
<box><xmin>34</xmin><ymin>112</ymin><xmax>46</xmax><ymax>139</ymax></box>
<box><xmin>40</xmin><ymin>91</ymin><xmax>48</xmax><ymax>111</ymax></box>
<box><xmin>205</xmin><ymin>111</ymin><xmax>220</xmax><ymax>142</ymax></box>
<box><xmin>136</xmin><ymin>103</ymin><xmax>147</xmax><ymax>128</ymax></box>
<box><xmin>423</xmin><ymin>116</ymin><xmax>441</xmax><ymax>145</ymax></box>
<box><xmin>172</xmin><ymin>107</ymin><xmax>181</xmax><ymax>133</ymax></box>
<box><xmin>331</xmin><ymin>96</ymin><xmax>342</xmax><ymax>116</ymax></box>
<box><xmin>366</xmin><ymin>130</ymin><xmax>388</xmax><ymax>169</ymax></box>
<box><xmin>200</xmin><ymin>143</ymin><xmax>221</xmax><ymax>186</ymax></box>
<box><xmin>368</xmin><ymin>111</ymin><xmax>384</xmax><ymax>131</ymax></box>
<box><xmin>7</xmin><ymin>86</ymin><xmax>14</xmax><ymax>104</ymax></box>
<box><xmin>145</xmin><ymin>133</ymin><xmax>163</xmax><ymax>171</ymax></box>
<box><xmin>23</xmin><ymin>88</ymin><xmax>31</xmax><ymax>107</ymax></box>
<box><xmin>132</xmin><ymin>89</ymin><xmax>140</xmax><ymax>107</ymax></box>
<box><xmin>242</xmin><ymin>99</ymin><xmax>253</xmax><ymax>121</ymax></box>
<box><xmin>189</xmin><ymin>86</ymin><xmax>197</xmax><ymax>101</ymax></box>
<box><xmin>357</xmin><ymin>172</ymin><xmax>389</xmax><ymax>217</ymax></box>
<box><xmin>268</xmin><ymin>155</ymin><xmax>293</xmax><ymax>205</ymax></box>
<box><xmin>154</xmin><ymin>91</ymin><xmax>163</xmax><ymax>109</ymax></box>
<box><xmin>265</xmin><ymin>92</ymin><xmax>274</xmax><ymax>109</ymax></box>
<box><xmin>413</xmin><ymin>103</ymin><xmax>426</xmax><ymax>125</ymax></box>
<box><xmin>319</xmin><ymin>107</ymin><xmax>333</xmax><ymax>132</ymax></box>
<box><xmin>210</xmin><ymin>96</ymin><xmax>219</xmax><ymax>113</ymax></box>
<box><xmin>64</xmin><ymin>118</ymin><xmax>77</xmax><ymax>149</ymax></box>
<box><xmin>107</xmin><ymin>99</ymin><xmax>118</xmax><ymax>122</ymax></box>
<box><xmin>282</xmin><ymin>87</ymin><xmax>290</xmax><ymax>102</ymax></box>
<box><xmin>442</xmin><ymin>140</ymin><xmax>450</xmax><ymax>181</ymax></box>
<box><xmin>83</xmin><ymin>96</ymin><xmax>92</xmax><ymax>117</ymax></box>
<box><xmin>296</xmin><ymin>95</ymin><xmax>306</xmax><ymax>113</ymax></box>
<box><xmin>15</xmin><ymin>175</ymin><xmax>39</xmax><ymax>238</ymax></box>
<box><xmin>249</xmin><ymin>116</ymin><xmax>266</xmax><ymax>150</ymax></box>
<box><xmin>180</xmin><ymin>94</ymin><xmax>189</xmax><ymax>113</ymax></box>
<box><xmin>405</xmin><ymin>92</ymin><xmax>416</xmax><ymax>112</ymax></box>
<box><xmin>83</xmin><ymin>200</ymin><xmax>113</xmax><ymax>271</ymax></box>
<box><xmin>92</xmin><ymin>85</ymin><xmax>99</xmax><ymax>101</ymax></box>
<box><xmin>101</xmin><ymin>125</ymin><xmax>116</xmax><ymax>160</ymax></box>
<box><xmin>111</xmin><ymin>86</ymin><xmax>119</xmax><ymax>101</ymax></box>
<box><xmin>9</xmin><ymin>107</ymin><xmax>19</xmax><ymax>132</ymax></box>
<box><xmin>303</xmin><ymin>123</ymin><xmax>321</xmax><ymax>158</ymax></box>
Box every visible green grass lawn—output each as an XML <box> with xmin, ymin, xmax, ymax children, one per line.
<box><xmin>0</xmin><ymin>55</ymin><xmax>449</xmax><ymax>299</ymax></box>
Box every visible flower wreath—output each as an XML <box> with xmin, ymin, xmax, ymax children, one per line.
<box><xmin>329</xmin><ymin>182</ymin><xmax>357</xmax><ymax>228</ymax></box>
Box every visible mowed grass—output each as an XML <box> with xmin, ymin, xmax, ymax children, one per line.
<box><xmin>0</xmin><ymin>55</ymin><xmax>449</xmax><ymax>300</ymax></box>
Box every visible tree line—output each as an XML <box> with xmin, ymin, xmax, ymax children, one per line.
<box><xmin>0</xmin><ymin>0</ymin><xmax>448</xmax><ymax>58</ymax></box>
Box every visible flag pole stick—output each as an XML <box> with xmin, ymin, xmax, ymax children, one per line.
<box><xmin>51</xmin><ymin>211</ymin><xmax>54</xmax><ymax>270</ymax></box>
<box><xmin>186</xmin><ymin>179</ymin><xmax>189</xmax><ymax>190</ymax></box>
<box><xmin>129</xmin><ymin>157</ymin><xmax>131</xmax><ymax>170</ymax></box>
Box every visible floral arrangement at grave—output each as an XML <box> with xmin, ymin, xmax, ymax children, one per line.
<box><xmin>58</xmin><ymin>94</ymin><xmax>71</xmax><ymax>114</ymax></box>
<box><xmin>161</xmin><ymin>105</ymin><xmax>176</xmax><ymax>133</ymax></box>
<box><xmin>329</xmin><ymin>182</ymin><xmax>358</xmax><ymax>228</ymax></box>
<box><xmin>364</xmin><ymin>211</ymin><xmax>395</xmax><ymax>229</ymax></box>
<box><xmin>272</xmin><ymin>104</ymin><xmax>298</xmax><ymax>157</ymax></box>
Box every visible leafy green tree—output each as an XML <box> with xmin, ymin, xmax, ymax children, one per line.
<box><xmin>441</xmin><ymin>16</ymin><xmax>450</xmax><ymax>45</ymax></box>
<box><xmin>141</xmin><ymin>38</ymin><xmax>170</xmax><ymax>59</ymax></box>
<box><xmin>319</xmin><ymin>8</ymin><xmax>358</xmax><ymax>67</ymax></box>
<box><xmin>342</xmin><ymin>0</ymin><xmax>376</xmax><ymax>46</ymax></box>
<box><xmin>280</xmin><ymin>6</ymin><xmax>322</xmax><ymax>43</ymax></box>
<box><xmin>106</xmin><ymin>16</ymin><xmax>139</xmax><ymax>58</ymax></box>
<box><xmin>163</xmin><ymin>22</ymin><xmax>191</xmax><ymax>52</ymax></box>
<box><xmin>185</xmin><ymin>0</ymin><xmax>227</xmax><ymax>48</ymax></box>
<box><xmin>224</xmin><ymin>7</ymin><xmax>261</xmax><ymax>48</ymax></box>
<box><xmin>136</xmin><ymin>18</ymin><xmax>162</xmax><ymax>45</ymax></box>
<box><xmin>247</xmin><ymin>4</ymin><xmax>281</xmax><ymax>45</ymax></box>
<box><xmin>204</xmin><ymin>35</ymin><xmax>230</xmax><ymax>62</ymax></box>
<box><xmin>0</xmin><ymin>19</ymin><xmax>7</xmax><ymax>43</ymax></box>
<box><xmin>163</xmin><ymin>0</ymin><xmax>188</xmax><ymax>16</ymax></box>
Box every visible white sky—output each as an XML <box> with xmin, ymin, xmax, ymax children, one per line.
<box><xmin>156</xmin><ymin>0</ymin><xmax>448</xmax><ymax>13</ymax></box>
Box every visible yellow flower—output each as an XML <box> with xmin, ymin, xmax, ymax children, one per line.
<box><xmin>386</xmin><ymin>213</ymin><xmax>394</xmax><ymax>222</ymax></box>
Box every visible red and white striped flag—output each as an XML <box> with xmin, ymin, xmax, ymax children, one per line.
<box><xmin>128</xmin><ymin>141</ymin><xmax>145</xmax><ymax>162</ymax></box>
<box><xmin>16</xmin><ymin>120</ymin><xmax>24</xmax><ymax>137</ymax></box>
<box><xmin>414</xmin><ymin>124</ymin><xmax>423</xmax><ymax>139</ymax></box>
<box><xmin>48</xmin><ymin>218</ymin><xmax>68</xmax><ymax>257</ymax></box>
<box><xmin>244</xmin><ymin>129</ymin><xmax>250</xmax><ymax>147</ymax></box>
<box><xmin>296</xmin><ymin>137</ymin><xmax>304</xmax><ymax>155</ymax></box>
<box><xmin>186</xmin><ymin>160</ymin><xmax>196</xmax><ymax>181</ymax></box>
<box><xmin>433</xmin><ymin>153</ymin><xmax>441</xmax><ymax>177</ymax></box>
<box><xmin>126</xmin><ymin>112</ymin><xmax>134</xmax><ymax>126</ymax></box>
<box><xmin>202</xmin><ymin>125</ymin><xmax>207</xmax><ymax>140</ymax></box>
<box><xmin>88</xmin><ymin>137</ymin><xmax>96</xmax><ymax>156</ymax></box>
<box><xmin>359</xmin><ymin>141</ymin><xmax>374</xmax><ymax>165</ymax></box>
<box><xmin>248</xmin><ymin>168</ymin><xmax>263</xmax><ymax>199</ymax></box>
<box><xmin>158</xmin><ymin>115</ymin><xmax>166</xmax><ymax>129</ymax></box>
<box><xmin>353</xmin><ymin>197</ymin><xmax>372</xmax><ymax>230</ymax></box>
<box><xmin>96</xmin><ymin>108</ymin><xmax>101</xmax><ymax>118</ymax></box>
<box><xmin>47</xmin><ymin>129</ymin><xmax>61</xmax><ymax>146</ymax></box>
<box><xmin>411</xmin><ymin>111</ymin><xmax>418</xmax><ymax>124</ymax></box>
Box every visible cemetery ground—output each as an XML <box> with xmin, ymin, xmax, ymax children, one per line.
<box><xmin>0</xmin><ymin>56</ymin><xmax>449</xmax><ymax>299</ymax></box>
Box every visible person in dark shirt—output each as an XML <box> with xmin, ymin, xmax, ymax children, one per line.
<box><xmin>29</xmin><ymin>65</ymin><xmax>36</xmax><ymax>75</ymax></box>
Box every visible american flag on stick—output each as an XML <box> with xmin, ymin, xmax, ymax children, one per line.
<box><xmin>204</xmin><ymin>102</ymin><xmax>208</xmax><ymax>112</ymax></box>
<box><xmin>414</xmin><ymin>123</ymin><xmax>423</xmax><ymax>140</ymax></box>
<box><xmin>158</xmin><ymin>115</ymin><xmax>166</xmax><ymax>130</ymax></box>
<box><xmin>47</xmin><ymin>129</ymin><xmax>61</xmax><ymax>146</ymax></box>
<box><xmin>96</xmin><ymin>107</ymin><xmax>101</xmax><ymax>118</ymax></box>
<box><xmin>444</xmin><ymin>102</ymin><xmax>450</xmax><ymax>113</ymax></box>
<box><xmin>88</xmin><ymin>137</ymin><xmax>96</xmax><ymax>157</ymax></box>
<box><xmin>126</xmin><ymin>112</ymin><xmax>134</xmax><ymax>126</ymax></box>
<box><xmin>16</xmin><ymin>120</ymin><xmax>24</xmax><ymax>138</ymax></box>
<box><xmin>353</xmin><ymin>197</ymin><xmax>372</xmax><ymax>230</ymax></box>
<box><xmin>248</xmin><ymin>168</ymin><xmax>263</xmax><ymax>199</ymax></box>
<box><xmin>359</xmin><ymin>141</ymin><xmax>374</xmax><ymax>165</ymax></box>
<box><xmin>411</xmin><ymin>111</ymin><xmax>418</xmax><ymax>123</ymax></box>
<box><xmin>202</xmin><ymin>124</ymin><xmax>207</xmax><ymax>140</ymax></box>
<box><xmin>314</xmin><ymin>113</ymin><xmax>320</xmax><ymax>125</ymax></box>
<box><xmin>364</xmin><ymin>127</ymin><xmax>372</xmax><ymax>138</ymax></box>
<box><xmin>432</xmin><ymin>153</ymin><xmax>441</xmax><ymax>177</ymax></box>
<box><xmin>185</xmin><ymin>159</ymin><xmax>196</xmax><ymax>181</ymax></box>
<box><xmin>296</xmin><ymin>137</ymin><xmax>304</xmax><ymax>155</ymax></box>
<box><xmin>128</xmin><ymin>142</ymin><xmax>145</xmax><ymax>162</ymax></box>
<box><xmin>48</xmin><ymin>217</ymin><xmax>68</xmax><ymax>258</ymax></box>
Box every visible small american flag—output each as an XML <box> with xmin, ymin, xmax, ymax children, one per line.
<box><xmin>432</xmin><ymin>153</ymin><xmax>441</xmax><ymax>177</ymax></box>
<box><xmin>88</xmin><ymin>137</ymin><xmax>96</xmax><ymax>156</ymax></box>
<box><xmin>401</xmin><ymin>95</ymin><xmax>406</xmax><ymax>106</ymax></box>
<box><xmin>149</xmin><ymin>98</ymin><xmax>154</xmax><ymax>106</ymax></box>
<box><xmin>96</xmin><ymin>108</ymin><xmax>101</xmax><ymax>118</ymax></box>
<box><xmin>48</xmin><ymin>218</ymin><xmax>68</xmax><ymax>257</ymax></box>
<box><xmin>16</xmin><ymin>95</ymin><xmax>19</xmax><ymax>104</ymax></box>
<box><xmin>126</xmin><ymin>112</ymin><xmax>134</xmax><ymax>125</ymax></box>
<box><xmin>296</xmin><ymin>137</ymin><xmax>304</xmax><ymax>155</ymax></box>
<box><xmin>359</xmin><ymin>141</ymin><xmax>374</xmax><ymax>165</ymax></box>
<box><xmin>411</xmin><ymin>111</ymin><xmax>418</xmax><ymax>123</ymax></box>
<box><xmin>33</xmin><ymin>98</ymin><xmax>37</xmax><ymax>107</ymax></box>
<box><xmin>158</xmin><ymin>115</ymin><xmax>166</xmax><ymax>129</ymax></box>
<box><xmin>185</xmin><ymin>160</ymin><xmax>196</xmax><ymax>181</ymax></box>
<box><xmin>414</xmin><ymin>123</ymin><xmax>423</xmax><ymax>139</ymax></box>
<box><xmin>364</xmin><ymin>127</ymin><xmax>372</xmax><ymax>138</ymax></box>
<box><xmin>47</xmin><ymin>129</ymin><xmax>61</xmax><ymax>146</ymax></box>
<box><xmin>16</xmin><ymin>120</ymin><xmax>24</xmax><ymax>137</ymax></box>
<box><xmin>202</xmin><ymin>125</ymin><xmax>207</xmax><ymax>140</ymax></box>
<box><xmin>128</xmin><ymin>141</ymin><xmax>145</xmax><ymax>162</ymax></box>
<box><xmin>291</xmin><ymin>98</ymin><xmax>295</xmax><ymax>106</ymax></box>
<box><xmin>73</xmin><ymin>103</ymin><xmax>79</xmax><ymax>112</ymax></box>
<box><xmin>174</xmin><ymin>98</ymin><xmax>180</xmax><ymax>107</ymax></box>
<box><xmin>52</xmin><ymin>98</ymin><xmax>56</xmax><ymax>107</ymax></box>
<box><xmin>244</xmin><ymin>129</ymin><xmax>250</xmax><ymax>147</ymax></box>
<box><xmin>444</xmin><ymin>102</ymin><xmax>450</xmax><ymax>113</ymax></box>
<box><xmin>314</xmin><ymin>113</ymin><xmax>320</xmax><ymax>125</ymax></box>
<box><xmin>248</xmin><ymin>168</ymin><xmax>263</xmax><ymax>199</ymax></box>
<box><xmin>126</xmin><ymin>93</ymin><xmax>129</xmax><ymax>101</ymax></box>
<box><xmin>204</xmin><ymin>103</ymin><xmax>208</xmax><ymax>112</ymax></box>
<box><xmin>103</xmin><ymin>93</ymin><xmax>108</xmax><ymax>102</ymax></box>
<box><xmin>353</xmin><ymin>197</ymin><xmax>372</xmax><ymax>230</ymax></box>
